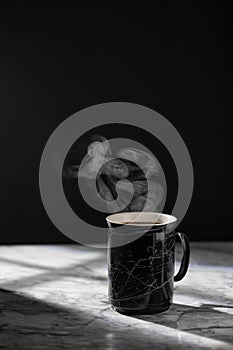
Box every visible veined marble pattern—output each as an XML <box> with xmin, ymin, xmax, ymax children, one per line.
<box><xmin>0</xmin><ymin>243</ymin><xmax>233</xmax><ymax>349</ymax></box>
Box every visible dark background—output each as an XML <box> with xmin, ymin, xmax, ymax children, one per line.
<box><xmin>0</xmin><ymin>1</ymin><xmax>232</xmax><ymax>243</ymax></box>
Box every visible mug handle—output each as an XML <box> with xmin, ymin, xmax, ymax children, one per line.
<box><xmin>174</xmin><ymin>232</ymin><xmax>190</xmax><ymax>282</ymax></box>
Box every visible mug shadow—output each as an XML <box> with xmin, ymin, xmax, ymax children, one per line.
<box><xmin>130</xmin><ymin>302</ymin><xmax>233</xmax><ymax>344</ymax></box>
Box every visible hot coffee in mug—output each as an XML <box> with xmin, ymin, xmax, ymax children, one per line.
<box><xmin>106</xmin><ymin>212</ymin><xmax>190</xmax><ymax>315</ymax></box>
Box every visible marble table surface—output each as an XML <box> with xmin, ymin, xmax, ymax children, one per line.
<box><xmin>0</xmin><ymin>242</ymin><xmax>233</xmax><ymax>350</ymax></box>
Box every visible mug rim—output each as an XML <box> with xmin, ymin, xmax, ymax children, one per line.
<box><xmin>106</xmin><ymin>212</ymin><xmax>177</xmax><ymax>227</ymax></box>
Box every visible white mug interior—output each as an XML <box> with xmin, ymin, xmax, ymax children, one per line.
<box><xmin>106</xmin><ymin>212</ymin><xmax>177</xmax><ymax>226</ymax></box>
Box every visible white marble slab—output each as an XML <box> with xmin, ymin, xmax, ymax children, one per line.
<box><xmin>0</xmin><ymin>242</ymin><xmax>233</xmax><ymax>349</ymax></box>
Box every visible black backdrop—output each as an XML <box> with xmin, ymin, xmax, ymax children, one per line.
<box><xmin>0</xmin><ymin>1</ymin><xmax>232</xmax><ymax>243</ymax></box>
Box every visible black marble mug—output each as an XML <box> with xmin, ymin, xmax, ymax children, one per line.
<box><xmin>106</xmin><ymin>212</ymin><xmax>190</xmax><ymax>315</ymax></box>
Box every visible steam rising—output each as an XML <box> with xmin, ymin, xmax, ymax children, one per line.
<box><xmin>64</xmin><ymin>136</ymin><xmax>164</xmax><ymax>213</ymax></box>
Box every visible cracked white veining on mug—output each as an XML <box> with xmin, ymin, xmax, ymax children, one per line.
<box><xmin>109</xmin><ymin>232</ymin><xmax>175</xmax><ymax>307</ymax></box>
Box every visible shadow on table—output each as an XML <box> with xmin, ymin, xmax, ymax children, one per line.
<box><xmin>130</xmin><ymin>302</ymin><xmax>233</xmax><ymax>344</ymax></box>
<box><xmin>1</xmin><ymin>288</ymin><xmax>233</xmax><ymax>350</ymax></box>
